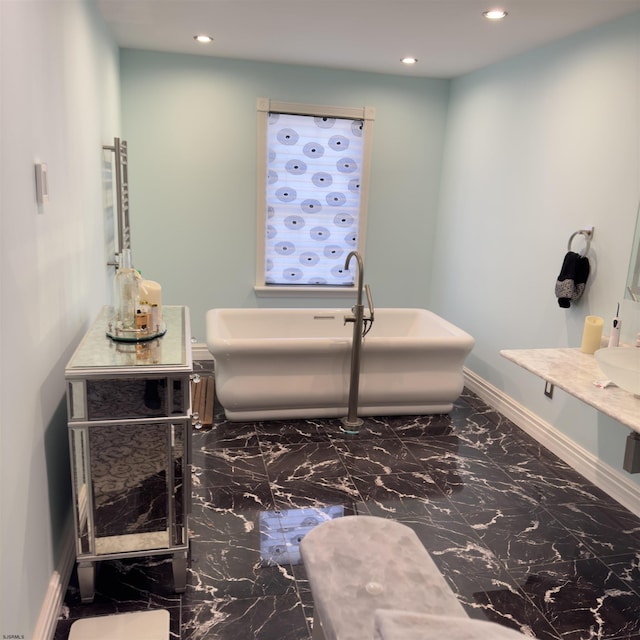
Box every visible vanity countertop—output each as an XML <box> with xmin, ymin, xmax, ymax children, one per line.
<box><xmin>500</xmin><ymin>348</ymin><xmax>640</xmax><ymax>434</ymax></box>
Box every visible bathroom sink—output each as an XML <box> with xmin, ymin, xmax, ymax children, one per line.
<box><xmin>595</xmin><ymin>348</ymin><xmax>640</xmax><ymax>396</ymax></box>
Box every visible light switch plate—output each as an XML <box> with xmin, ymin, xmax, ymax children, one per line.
<box><xmin>35</xmin><ymin>162</ymin><xmax>49</xmax><ymax>205</ymax></box>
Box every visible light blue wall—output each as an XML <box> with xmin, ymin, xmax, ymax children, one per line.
<box><xmin>120</xmin><ymin>50</ymin><xmax>450</xmax><ymax>340</ymax></box>
<box><xmin>432</xmin><ymin>13</ymin><xmax>640</xmax><ymax>486</ymax></box>
<box><xmin>0</xmin><ymin>0</ymin><xmax>120</xmax><ymax>635</ymax></box>
<box><xmin>121</xmin><ymin>13</ymin><xmax>640</xmax><ymax>491</ymax></box>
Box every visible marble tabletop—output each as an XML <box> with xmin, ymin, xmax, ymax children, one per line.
<box><xmin>500</xmin><ymin>348</ymin><xmax>640</xmax><ymax>434</ymax></box>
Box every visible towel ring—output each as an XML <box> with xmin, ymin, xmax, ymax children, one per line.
<box><xmin>567</xmin><ymin>229</ymin><xmax>593</xmax><ymax>257</ymax></box>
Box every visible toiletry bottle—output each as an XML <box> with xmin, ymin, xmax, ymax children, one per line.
<box><xmin>607</xmin><ymin>304</ymin><xmax>621</xmax><ymax>348</ymax></box>
<box><xmin>140</xmin><ymin>279</ymin><xmax>163</xmax><ymax>329</ymax></box>
<box><xmin>114</xmin><ymin>249</ymin><xmax>140</xmax><ymax>332</ymax></box>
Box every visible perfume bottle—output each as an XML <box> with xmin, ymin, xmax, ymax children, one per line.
<box><xmin>114</xmin><ymin>249</ymin><xmax>140</xmax><ymax>332</ymax></box>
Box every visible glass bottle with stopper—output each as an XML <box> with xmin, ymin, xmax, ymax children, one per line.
<box><xmin>114</xmin><ymin>248</ymin><xmax>140</xmax><ymax>334</ymax></box>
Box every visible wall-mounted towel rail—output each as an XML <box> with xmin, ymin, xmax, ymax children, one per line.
<box><xmin>567</xmin><ymin>226</ymin><xmax>594</xmax><ymax>257</ymax></box>
<box><xmin>103</xmin><ymin>137</ymin><xmax>131</xmax><ymax>268</ymax></box>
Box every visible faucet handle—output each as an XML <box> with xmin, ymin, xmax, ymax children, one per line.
<box><xmin>365</xmin><ymin>284</ymin><xmax>375</xmax><ymax>321</ymax></box>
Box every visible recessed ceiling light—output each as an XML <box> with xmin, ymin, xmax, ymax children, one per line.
<box><xmin>194</xmin><ymin>34</ymin><xmax>213</xmax><ymax>44</ymax></box>
<box><xmin>401</xmin><ymin>57</ymin><xmax>418</xmax><ymax>65</ymax></box>
<box><xmin>482</xmin><ymin>9</ymin><xmax>508</xmax><ymax>20</ymax></box>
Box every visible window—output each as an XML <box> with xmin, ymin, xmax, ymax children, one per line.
<box><xmin>256</xmin><ymin>99</ymin><xmax>375</xmax><ymax>295</ymax></box>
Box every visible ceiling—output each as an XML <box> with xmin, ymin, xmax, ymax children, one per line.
<box><xmin>97</xmin><ymin>0</ymin><xmax>640</xmax><ymax>78</ymax></box>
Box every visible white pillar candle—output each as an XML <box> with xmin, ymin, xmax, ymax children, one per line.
<box><xmin>140</xmin><ymin>280</ymin><xmax>161</xmax><ymax>305</ymax></box>
<box><xmin>581</xmin><ymin>315</ymin><xmax>603</xmax><ymax>354</ymax></box>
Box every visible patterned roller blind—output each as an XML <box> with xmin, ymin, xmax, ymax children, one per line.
<box><xmin>264</xmin><ymin>112</ymin><xmax>365</xmax><ymax>286</ymax></box>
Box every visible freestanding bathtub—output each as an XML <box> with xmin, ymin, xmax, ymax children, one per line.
<box><xmin>206</xmin><ymin>308</ymin><xmax>474</xmax><ymax>422</ymax></box>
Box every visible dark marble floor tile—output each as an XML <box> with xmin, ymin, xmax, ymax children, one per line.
<box><xmin>464</xmin><ymin>506</ymin><xmax>595</xmax><ymax>571</ymax></box>
<box><xmin>458</xmin><ymin>389</ymin><xmax>510</xmax><ymax>423</ymax></box>
<box><xmin>458</xmin><ymin>387</ymin><xmax>487</xmax><ymax>407</ymax></box>
<box><xmin>53</xmin><ymin>367</ymin><xmax>640</xmax><ymax>640</ymax></box>
<box><xmin>545</xmin><ymin>502</ymin><xmax>640</xmax><ymax>559</ymax></box>
<box><xmin>602</xmin><ymin>552</ymin><xmax>640</xmax><ymax>596</ymax></box>
<box><xmin>407</xmin><ymin>440</ymin><xmax>540</xmax><ymax>512</ymax></box>
<box><xmin>516</xmin><ymin>437</ymin><xmax>584</xmax><ymax>480</ymax></box>
<box><xmin>192</xmin><ymin>446</ymin><xmax>268</xmax><ymax>487</ymax></box>
<box><xmin>448</xmin><ymin>406</ymin><xmax>519</xmax><ymax>440</ymax></box>
<box><xmin>323</xmin><ymin>416</ymin><xmax>399</xmax><ymax>440</ymax></box>
<box><xmin>497</xmin><ymin>449</ymin><xmax>572</xmax><ymax>480</ymax></box>
<box><xmin>469</xmin><ymin>429</ymin><xmax>542</xmax><ymax>463</ymax></box>
<box><xmin>494</xmin><ymin>437</ymin><xmax>614</xmax><ymax>509</ymax></box>
<box><xmin>180</xmin><ymin>593</ymin><xmax>310</xmax><ymax>640</ymax></box>
<box><xmin>190</xmin><ymin>483</ymin><xmax>275</xmax><ymax>541</ymax></box>
<box><xmin>256</xmin><ymin>420</ymin><xmax>330</xmax><ymax>445</ymax></box>
<box><xmin>402</xmin><ymin>432</ymin><xmax>491</xmax><ymax>464</ymax></box>
<box><xmin>508</xmin><ymin>558</ymin><xmax>640</xmax><ymax>640</ymax></box>
<box><xmin>471</xmin><ymin>585</ymin><xmax>562</xmax><ymax>639</ymax></box>
<box><xmin>334</xmin><ymin>437</ymin><xmax>425</xmax><ymax>476</ymax></box>
<box><xmin>398</xmin><ymin>512</ymin><xmax>486</xmax><ymax>557</ymax></box>
<box><xmin>193</xmin><ymin>422</ymin><xmax>260</xmax><ymax>449</ymax></box>
<box><xmin>507</xmin><ymin>464</ymin><xmax>613</xmax><ymax>508</ymax></box>
<box><xmin>261</xmin><ymin>442</ymin><xmax>346</xmax><ymax>483</ymax></box>
<box><xmin>186</xmin><ymin>539</ymin><xmax>298</xmax><ymax>601</ymax></box>
<box><xmin>397</xmin><ymin>513</ymin><xmax>524</xmax><ymax>604</ymax></box>
<box><xmin>368</xmin><ymin>413</ymin><xmax>455</xmax><ymax>438</ymax></box>
<box><xmin>452</xmin><ymin>393</ymin><xmax>521</xmax><ymax>433</ymax></box>
<box><xmin>351</xmin><ymin>471</ymin><xmax>447</xmax><ymax>517</ymax></box>
<box><xmin>405</xmin><ymin>514</ymin><xmax>561</xmax><ymax>639</ymax></box>
<box><xmin>270</xmin><ymin>475</ymin><xmax>363</xmax><ymax>514</ymax></box>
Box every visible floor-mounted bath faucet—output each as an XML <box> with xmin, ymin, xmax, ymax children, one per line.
<box><xmin>341</xmin><ymin>250</ymin><xmax>375</xmax><ymax>434</ymax></box>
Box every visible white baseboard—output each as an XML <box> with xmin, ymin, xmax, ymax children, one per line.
<box><xmin>33</xmin><ymin>516</ymin><xmax>75</xmax><ymax>640</ymax></box>
<box><xmin>464</xmin><ymin>367</ymin><xmax>640</xmax><ymax>518</ymax></box>
<box><xmin>192</xmin><ymin>342</ymin><xmax>213</xmax><ymax>361</ymax></box>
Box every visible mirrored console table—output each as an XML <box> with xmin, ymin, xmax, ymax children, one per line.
<box><xmin>65</xmin><ymin>306</ymin><xmax>193</xmax><ymax>603</ymax></box>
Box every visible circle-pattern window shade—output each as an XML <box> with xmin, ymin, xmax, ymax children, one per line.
<box><xmin>265</xmin><ymin>113</ymin><xmax>364</xmax><ymax>286</ymax></box>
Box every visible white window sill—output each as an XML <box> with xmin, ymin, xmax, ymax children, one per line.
<box><xmin>254</xmin><ymin>285</ymin><xmax>357</xmax><ymax>298</ymax></box>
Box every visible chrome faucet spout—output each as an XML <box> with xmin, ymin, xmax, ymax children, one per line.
<box><xmin>344</xmin><ymin>250</ymin><xmax>364</xmax><ymax>307</ymax></box>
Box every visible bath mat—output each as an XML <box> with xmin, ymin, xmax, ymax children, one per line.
<box><xmin>191</xmin><ymin>375</ymin><xmax>215</xmax><ymax>427</ymax></box>
<box><xmin>68</xmin><ymin>609</ymin><xmax>169</xmax><ymax>639</ymax></box>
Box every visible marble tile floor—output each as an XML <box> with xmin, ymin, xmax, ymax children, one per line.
<box><xmin>54</xmin><ymin>361</ymin><xmax>640</xmax><ymax>640</ymax></box>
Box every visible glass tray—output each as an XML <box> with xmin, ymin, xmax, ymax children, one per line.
<box><xmin>106</xmin><ymin>322</ymin><xmax>167</xmax><ymax>343</ymax></box>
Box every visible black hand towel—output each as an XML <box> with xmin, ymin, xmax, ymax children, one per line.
<box><xmin>555</xmin><ymin>251</ymin><xmax>590</xmax><ymax>308</ymax></box>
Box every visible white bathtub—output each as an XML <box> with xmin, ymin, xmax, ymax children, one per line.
<box><xmin>206</xmin><ymin>308</ymin><xmax>474</xmax><ymax>422</ymax></box>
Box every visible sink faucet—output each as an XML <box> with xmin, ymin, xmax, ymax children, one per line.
<box><xmin>341</xmin><ymin>251</ymin><xmax>374</xmax><ymax>433</ymax></box>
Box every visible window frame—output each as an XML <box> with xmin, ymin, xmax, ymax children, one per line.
<box><xmin>255</xmin><ymin>98</ymin><xmax>376</xmax><ymax>297</ymax></box>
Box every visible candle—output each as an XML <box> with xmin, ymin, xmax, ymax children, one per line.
<box><xmin>140</xmin><ymin>280</ymin><xmax>162</xmax><ymax>327</ymax></box>
<box><xmin>580</xmin><ymin>316</ymin><xmax>603</xmax><ymax>354</ymax></box>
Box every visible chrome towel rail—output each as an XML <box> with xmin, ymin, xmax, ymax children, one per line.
<box><xmin>567</xmin><ymin>226</ymin><xmax>594</xmax><ymax>257</ymax></box>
